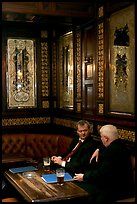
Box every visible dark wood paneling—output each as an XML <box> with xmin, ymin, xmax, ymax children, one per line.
<box><xmin>82</xmin><ymin>24</ymin><xmax>97</xmax><ymax>115</ymax></box>
<box><xmin>2</xmin><ymin>1</ymin><xmax>135</xmax><ymax>150</ymax></box>
<box><xmin>2</xmin><ymin>2</ymin><xmax>93</xmax><ymax>17</ymax></box>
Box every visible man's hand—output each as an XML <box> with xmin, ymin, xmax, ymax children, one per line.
<box><xmin>90</xmin><ymin>148</ymin><xmax>99</xmax><ymax>163</ymax></box>
<box><xmin>51</xmin><ymin>156</ymin><xmax>57</xmax><ymax>162</ymax></box>
<box><xmin>51</xmin><ymin>156</ymin><xmax>63</xmax><ymax>165</ymax></box>
<box><xmin>73</xmin><ymin>173</ymin><xmax>84</xmax><ymax>181</ymax></box>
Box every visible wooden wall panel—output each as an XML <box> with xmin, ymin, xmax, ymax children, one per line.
<box><xmin>86</xmin><ymin>85</ymin><xmax>93</xmax><ymax>112</ymax></box>
<box><xmin>82</xmin><ymin>24</ymin><xmax>96</xmax><ymax>115</ymax></box>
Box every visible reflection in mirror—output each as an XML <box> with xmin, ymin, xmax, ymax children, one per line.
<box><xmin>7</xmin><ymin>38</ymin><xmax>37</xmax><ymax>108</ymax></box>
<box><xmin>59</xmin><ymin>31</ymin><xmax>73</xmax><ymax>109</ymax></box>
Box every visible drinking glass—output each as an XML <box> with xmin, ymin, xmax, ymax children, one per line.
<box><xmin>43</xmin><ymin>157</ymin><xmax>51</xmax><ymax>172</ymax></box>
<box><xmin>56</xmin><ymin>168</ymin><xmax>65</xmax><ymax>185</ymax></box>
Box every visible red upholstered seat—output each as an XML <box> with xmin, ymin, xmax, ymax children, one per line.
<box><xmin>2</xmin><ymin>133</ymin><xmax>73</xmax><ymax>160</ymax></box>
<box><xmin>2</xmin><ymin>197</ymin><xmax>20</xmax><ymax>202</ymax></box>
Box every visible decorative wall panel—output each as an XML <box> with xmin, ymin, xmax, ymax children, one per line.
<box><xmin>58</xmin><ymin>31</ymin><xmax>74</xmax><ymax>109</ymax></box>
<box><xmin>41</xmin><ymin>30</ymin><xmax>49</xmax><ymax>98</ymax></box>
<box><xmin>7</xmin><ymin>38</ymin><xmax>37</xmax><ymax>108</ymax></box>
<box><xmin>53</xmin><ymin>117</ymin><xmax>93</xmax><ymax>133</ymax></box>
<box><xmin>75</xmin><ymin>31</ymin><xmax>82</xmax><ymax>112</ymax></box>
<box><xmin>97</xmin><ymin>6</ymin><xmax>104</xmax><ymax>115</ymax></box>
<box><xmin>109</xmin><ymin>5</ymin><xmax>135</xmax><ymax>115</ymax></box>
<box><xmin>2</xmin><ymin>117</ymin><xmax>51</xmax><ymax>126</ymax></box>
<box><xmin>52</xmin><ymin>41</ymin><xmax>57</xmax><ymax>98</ymax></box>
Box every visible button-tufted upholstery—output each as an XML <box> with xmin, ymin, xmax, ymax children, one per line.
<box><xmin>2</xmin><ymin>197</ymin><xmax>20</xmax><ymax>202</ymax></box>
<box><xmin>2</xmin><ymin>133</ymin><xmax>73</xmax><ymax>160</ymax></box>
<box><xmin>2</xmin><ymin>134</ymin><xmax>26</xmax><ymax>155</ymax></box>
<box><xmin>26</xmin><ymin>134</ymin><xmax>59</xmax><ymax>159</ymax></box>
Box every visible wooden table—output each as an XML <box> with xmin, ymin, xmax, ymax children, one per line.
<box><xmin>4</xmin><ymin>168</ymin><xmax>88</xmax><ymax>203</ymax></box>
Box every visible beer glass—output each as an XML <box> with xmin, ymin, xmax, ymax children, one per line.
<box><xmin>43</xmin><ymin>157</ymin><xmax>51</xmax><ymax>171</ymax></box>
<box><xmin>56</xmin><ymin>168</ymin><xmax>65</xmax><ymax>185</ymax></box>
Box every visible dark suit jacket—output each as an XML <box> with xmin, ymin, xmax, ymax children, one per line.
<box><xmin>75</xmin><ymin>139</ymin><xmax>134</xmax><ymax>203</ymax></box>
<box><xmin>64</xmin><ymin>135</ymin><xmax>98</xmax><ymax>175</ymax></box>
<box><xmin>51</xmin><ymin>134</ymin><xmax>98</xmax><ymax>176</ymax></box>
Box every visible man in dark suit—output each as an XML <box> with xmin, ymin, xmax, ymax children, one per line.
<box><xmin>51</xmin><ymin>120</ymin><xmax>98</xmax><ymax>176</ymax></box>
<box><xmin>73</xmin><ymin>124</ymin><xmax>134</xmax><ymax>203</ymax></box>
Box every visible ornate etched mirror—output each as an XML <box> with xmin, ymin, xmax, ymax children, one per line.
<box><xmin>58</xmin><ymin>31</ymin><xmax>74</xmax><ymax>109</ymax></box>
<box><xmin>6</xmin><ymin>38</ymin><xmax>37</xmax><ymax>108</ymax></box>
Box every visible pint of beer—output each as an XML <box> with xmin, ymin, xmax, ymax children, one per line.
<box><xmin>56</xmin><ymin>168</ymin><xmax>65</xmax><ymax>185</ymax></box>
<box><xmin>43</xmin><ymin>157</ymin><xmax>51</xmax><ymax>171</ymax></box>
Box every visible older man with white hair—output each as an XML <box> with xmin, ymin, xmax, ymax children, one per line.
<box><xmin>74</xmin><ymin>124</ymin><xmax>134</xmax><ymax>203</ymax></box>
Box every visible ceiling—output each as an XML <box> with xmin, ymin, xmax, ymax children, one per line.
<box><xmin>2</xmin><ymin>2</ymin><xmax>96</xmax><ymax>26</ymax></box>
<box><xmin>2</xmin><ymin>12</ymin><xmax>92</xmax><ymax>26</ymax></box>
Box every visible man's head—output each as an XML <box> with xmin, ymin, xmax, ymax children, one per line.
<box><xmin>76</xmin><ymin>120</ymin><xmax>91</xmax><ymax>140</ymax></box>
<box><xmin>100</xmin><ymin>124</ymin><xmax>119</xmax><ymax>147</ymax></box>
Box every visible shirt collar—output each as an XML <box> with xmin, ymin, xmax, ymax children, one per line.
<box><xmin>79</xmin><ymin>139</ymin><xmax>84</xmax><ymax>142</ymax></box>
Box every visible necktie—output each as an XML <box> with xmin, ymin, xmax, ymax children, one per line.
<box><xmin>63</xmin><ymin>140</ymin><xmax>82</xmax><ymax>161</ymax></box>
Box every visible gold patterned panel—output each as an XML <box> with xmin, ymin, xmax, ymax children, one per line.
<box><xmin>76</xmin><ymin>31</ymin><xmax>82</xmax><ymax>112</ymax></box>
<box><xmin>42</xmin><ymin>101</ymin><xmax>49</xmax><ymax>108</ymax></box>
<box><xmin>97</xmin><ymin>21</ymin><xmax>104</xmax><ymax>99</ymax></box>
<box><xmin>77</xmin><ymin>103</ymin><xmax>81</xmax><ymax>112</ymax></box>
<box><xmin>41</xmin><ymin>30</ymin><xmax>48</xmax><ymax>38</ymax></box>
<box><xmin>53</xmin><ymin>118</ymin><xmax>93</xmax><ymax>133</ymax></box>
<box><xmin>98</xmin><ymin>103</ymin><xmax>104</xmax><ymax>114</ymax></box>
<box><xmin>98</xmin><ymin>6</ymin><xmax>103</xmax><ymax>18</ymax></box>
<box><xmin>41</xmin><ymin>31</ymin><xmax>49</xmax><ymax>98</ymax></box>
<box><xmin>52</xmin><ymin>41</ymin><xmax>57</xmax><ymax>97</ymax></box>
<box><xmin>118</xmin><ymin>129</ymin><xmax>135</xmax><ymax>142</ymax></box>
<box><xmin>53</xmin><ymin>118</ymin><xmax>76</xmax><ymax>129</ymax></box>
<box><xmin>2</xmin><ymin>117</ymin><xmax>51</xmax><ymax>126</ymax></box>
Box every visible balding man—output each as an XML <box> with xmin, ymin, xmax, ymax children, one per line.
<box><xmin>74</xmin><ymin>125</ymin><xmax>134</xmax><ymax>203</ymax></box>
